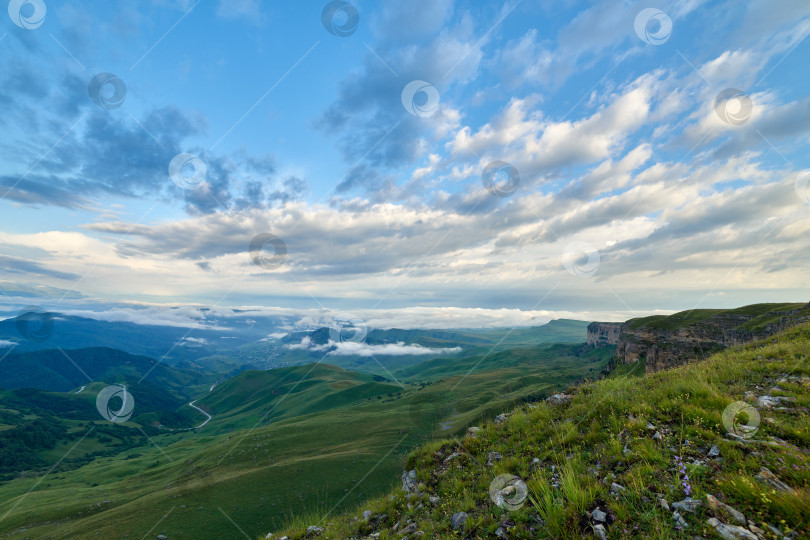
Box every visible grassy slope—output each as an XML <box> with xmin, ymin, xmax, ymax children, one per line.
<box><xmin>625</xmin><ymin>303</ymin><xmax>808</xmax><ymax>331</ymax></box>
<box><xmin>0</xmin><ymin>345</ymin><xmax>608</xmax><ymax>538</ymax></box>
<box><xmin>273</xmin><ymin>324</ymin><xmax>810</xmax><ymax>539</ymax></box>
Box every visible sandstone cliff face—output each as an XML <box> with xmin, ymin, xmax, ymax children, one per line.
<box><xmin>587</xmin><ymin>322</ymin><xmax>622</xmax><ymax>346</ymax></box>
<box><xmin>615</xmin><ymin>304</ymin><xmax>810</xmax><ymax>374</ymax></box>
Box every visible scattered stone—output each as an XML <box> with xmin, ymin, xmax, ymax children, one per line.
<box><xmin>706</xmin><ymin>495</ymin><xmax>746</xmax><ymax>525</ymax></box>
<box><xmin>610</xmin><ymin>483</ymin><xmax>625</xmax><ymax>495</ymax></box>
<box><xmin>398</xmin><ymin>522</ymin><xmax>417</xmax><ymax>535</ymax></box>
<box><xmin>363</xmin><ymin>510</ymin><xmax>372</xmax><ymax>521</ymax></box>
<box><xmin>547</xmin><ymin>393</ymin><xmax>573</xmax><ymax>405</ymax></box>
<box><xmin>708</xmin><ymin>445</ymin><xmax>721</xmax><ymax>457</ymax></box>
<box><xmin>623</xmin><ymin>445</ymin><xmax>631</xmax><ymax>457</ymax></box>
<box><xmin>756</xmin><ymin>467</ymin><xmax>795</xmax><ymax>494</ymax></box>
<box><xmin>495</xmin><ymin>526</ymin><xmax>508</xmax><ymax>539</ymax></box>
<box><xmin>756</xmin><ymin>395</ymin><xmax>794</xmax><ymax>409</ymax></box>
<box><xmin>659</xmin><ymin>498</ymin><xmax>670</xmax><ymax>511</ymax></box>
<box><xmin>646</xmin><ymin>422</ymin><xmax>656</xmax><ymax>430</ymax></box>
<box><xmin>305</xmin><ymin>525</ymin><xmax>323</xmax><ymax>535</ymax></box>
<box><xmin>672</xmin><ymin>498</ymin><xmax>702</xmax><ymax>513</ymax></box>
<box><xmin>593</xmin><ymin>524</ymin><xmax>607</xmax><ymax>540</ymax></box>
<box><xmin>443</xmin><ymin>452</ymin><xmax>460</xmax><ymax>464</ymax></box>
<box><xmin>707</xmin><ymin>517</ymin><xmax>757</xmax><ymax>540</ymax></box>
<box><xmin>467</xmin><ymin>427</ymin><xmax>481</xmax><ymax>437</ymax></box>
<box><xmin>495</xmin><ymin>414</ymin><xmax>510</xmax><ymax>424</ymax></box>
<box><xmin>401</xmin><ymin>470</ymin><xmax>418</xmax><ymax>493</ymax></box>
<box><xmin>672</xmin><ymin>511</ymin><xmax>688</xmax><ymax>529</ymax></box>
<box><xmin>157</xmin><ymin>536</ymin><xmax>168</xmax><ymax>540</ymax></box>
<box><xmin>487</xmin><ymin>452</ymin><xmax>502</xmax><ymax>466</ymax></box>
<box><xmin>748</xmin><ymin>522</ymin><xmax>766</xmax><ymax>537</ymax></box>
<box><xmin>591</xmin><ymin>508</ymin><xmax>607</xmax><ymax>522</ymax></box>
<box><xmin>653</xmin><ymin>431</ymin><xmax>664</xmax><ymax>441</ymax></box>
<box><xmin>450</xmin><ymin>512</ymin><xmax>467</xmax><ymax>530</ymax></box>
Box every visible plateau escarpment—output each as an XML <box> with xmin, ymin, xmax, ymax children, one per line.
<box><xmin>586</xmin><ymin>322</ymin><xmax>622</xmax><ymax>347</ymax></box>
<box><xmin>610</xmin><ymin>302</ymin><xmax>810</xmax><ymax>373</ymax></box>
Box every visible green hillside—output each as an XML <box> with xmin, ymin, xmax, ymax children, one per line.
<box><xmin>0</xmin><ymin>339</ymin><xmax>606</xmax><ymax>538</ymax></box>
<box><xmin>272</xmin><ymin>323</ymin><xmax>810</xmax><ymax>539</ymax></box>
<box><xmin>625</xmin><ymin>302</ymin><xmax>808</xmax><ymax>331</ymax></box>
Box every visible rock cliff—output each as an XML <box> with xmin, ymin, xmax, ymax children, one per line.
<box><xmin>613</xmin><ymin>303</ymin><xmax>810</xmax><ymax>373</ymax></box>
<box><xmin>587</xmin><ymin>322</ymin><xmax>622</xmax><ymax>346</ymax></box>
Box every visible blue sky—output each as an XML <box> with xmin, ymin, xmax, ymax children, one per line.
<box><xmin>0</xmin><ymin>0</ymin><xmax>809</xmax><ymax>327</ymax></box>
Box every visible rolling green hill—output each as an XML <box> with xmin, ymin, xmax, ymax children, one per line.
<box><xmin>0</xmin><ymin>347</ymin><xmax>214</xmax><ymax>398</ymax></box>
<box><xmin>271</xmin><ymin>323</ymin><xmax>810</xmax><ymax>539</ymax></box>
<box><xmin>0</xmin><ymin>334</ymin><xmax>606</xmax><ymax>538</ymax></box>
<box><xmin>625</xmin><ymin>302</ymin><xmax>809</xmax><ymax>331</ymax></box>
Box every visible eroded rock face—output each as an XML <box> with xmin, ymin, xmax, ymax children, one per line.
<box><xmin>614</xmin><ymin>305</ymin><xmax>810</xmax><ymax>373</ymax></box>
<box><xmin>587</xmin><ymin>322</ymin><xmax>622</xmax><ymax>346</ymax></box>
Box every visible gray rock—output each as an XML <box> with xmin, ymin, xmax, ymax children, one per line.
<box><xmin>398</xmin><ymin>523</ymin><xmax>417</xmax><ymax>534</ymax></box>
<box><xmin>305</xmin><ymin>525</ymin><xmax>323</xmax><ymax>535</ymax></box>
<box><xmin>429</xmin><ymin>496</ymin><xmax>440</xmax><ymax>505</ymax></box>
<box><xmin>708</xmin><ymin>445</ymin><xmax>720</xmax><ymax>457</ymax></box>
<box><xmin>451</xmin><ymin>512</ymin><xmax>467</xmax><ymax>529</ymax></box>
<box><xmin>623</xmin><ymin>445</ymin><xmax>631</xmax><ymax>457</ymax></box>
<box><xmin>672</xmin><ymin>511</ymin><xmax>688</xmax><ymax>529</ymax></box>
<box><xmin>495</xmin><ymin>414</ymin><xmax>510</xmax><ymax>424</ymax></box>
<box><xmin>495</xmin><ymin>526</ymin><xmax>508</xmax><ymax>539</ymax></box>
<box><xmin>706</xmin><ymin>517</ymin><xmax>757</xmax><ymax>540</ymax></box>
<box><xmin>591</xmin><ymin>508</ymin><xmax>607</xmax><ymax>522</ymax></box>
<box><xmin>401</xmin><ymin>469</ymin><xmax>418</xmax><ymax>493</ymax></box>
<box><xmin>646</xmin><ymin>422</ymin><xmax>656</xmax><ymax>430</ymax></box>
<box><xmin>706</xmin><ymin>494</ymin><xmax>745</xmax><ymax>525</ymax></box>
<box><xmin>609</xmin><ymin>482</ymin><xmax>625</xmax><ymax>495</ymax></box>
<box><xmin>672</xmin><ymin>498</ymin><xmax>702</xmax><ymax>513</ymax></box>
<box><xmin>157</xmin><ymin>536</ymin><xmax>168</xmax><ymax>540</ymax></box>
<box><xmin>363</xmin><ymin>510</ymin><xmax>372</xmax><ymax>521</ymax></box>
<box><xmin>756</xmin><ymin>395</ymin><xmax>794</xmax><ymax>409</ymax></box>
<box><xmin>653</xmin><ymin>431</ymin><xmax>663</xmax><ymax>441</ymax></box>
<box><xmin>547</xmin><ymin>393</ymin><xmax>573</xmax><ymax>405</ymax></box>
<box><xmin>593</xmin><ymin>524</ymin><xmax>607</xmax><ymax>540</ymax></box>
<box><xmin>756</xmin><ymin>467</ymin><xmax>795</xmax><ymax>493</ymax></box>
<box><xmin>467</xmin><ymin>426</ymin><xmax>481</xmax><ymax>436</ymax></box>
<box><xmin>487</xmin><ymin>452</ymin><xmax>502</xmax><ymax>466</ymax></box>
<box><xmin>659</xmin><ymin>498</ymin><xmax>670</xmax><ymax>511</ymax></box>
<box><xmin>443</xmin><ymin>452</ymin><xmax>460</xmax><ymax>464</ymax></box>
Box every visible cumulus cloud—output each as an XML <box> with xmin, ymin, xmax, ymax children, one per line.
<box><xmin>286</xmin><ymin>336</ymin><xmax>463</xmax><ymax>357</ymax></box>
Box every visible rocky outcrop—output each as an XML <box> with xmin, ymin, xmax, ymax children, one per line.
<box><xmin>587</xmin><ymin>322</ymin><xmax>622</xmax><ymax>346</ymax></box>
<box><xmin>615</xmin><ymin>303</ymin><xmax>810</xmax><ymax>373</ymax></box>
